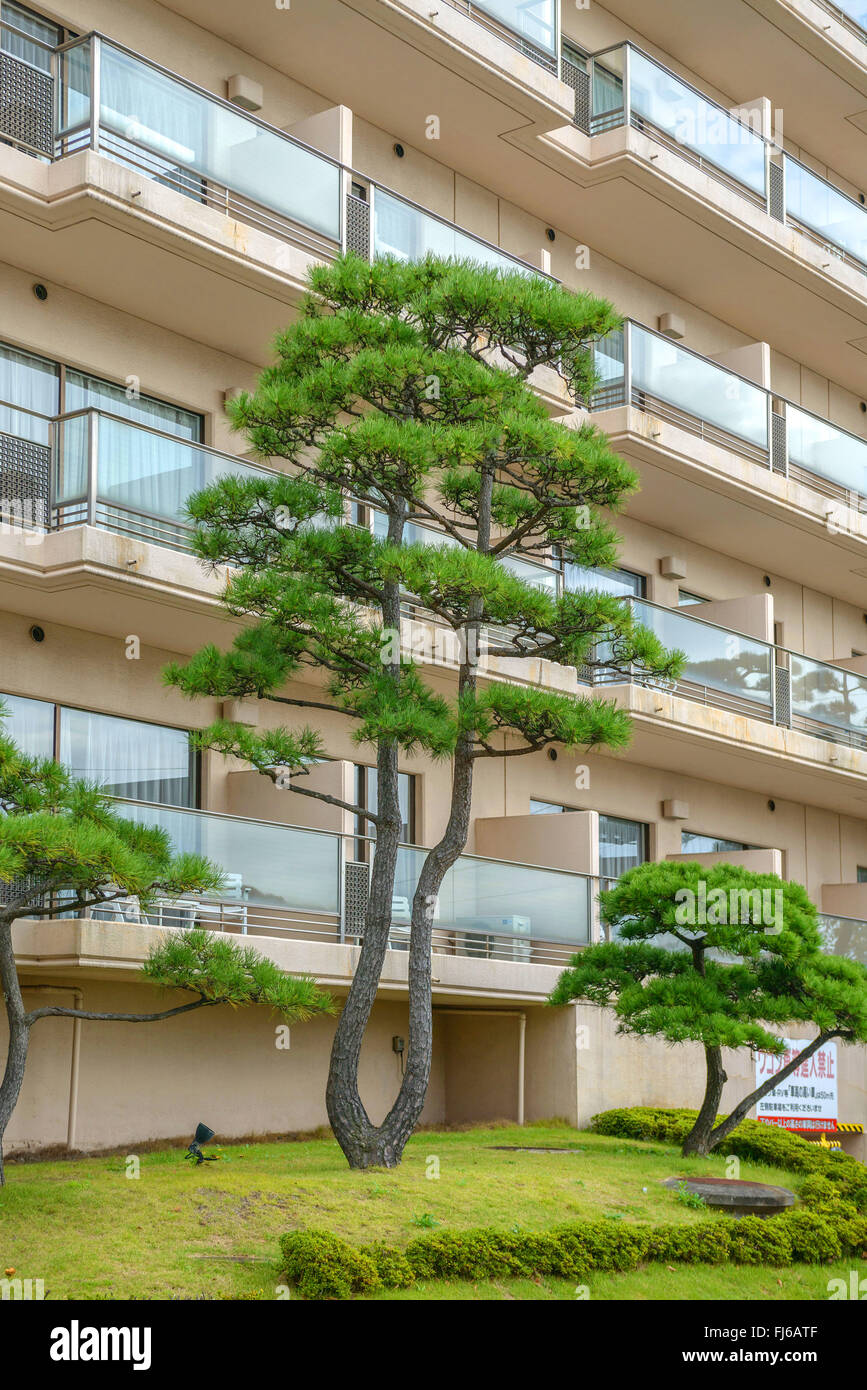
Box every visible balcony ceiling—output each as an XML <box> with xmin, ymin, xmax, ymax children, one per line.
<box><xmin>593</xmin><ymin>0</ymin><xmax>867</xmax><ymax>191</ymax></box>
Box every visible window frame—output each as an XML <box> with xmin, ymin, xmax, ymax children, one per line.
<box><xmin>1</xmin><ymin>691</ymin><xmax>201</xmax><ymax>808</ymax></box>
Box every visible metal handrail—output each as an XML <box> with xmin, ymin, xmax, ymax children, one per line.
<box><xmin>53</xmin><ymin>31</ymin><xmax>343</xmax><ymax>173</ymax></box>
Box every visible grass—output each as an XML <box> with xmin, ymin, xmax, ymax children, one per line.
<box><xmin>0</xmin><ymin>1121</ymin><xmax>848</xmax><ymax>1300</ymax></box>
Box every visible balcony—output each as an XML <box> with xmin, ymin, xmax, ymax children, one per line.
<box><xmin>100</xmin><ymin>799</ymin><xmax>597</xmax><ymax>969</ymax></box>
<box><xmin>584</xmin><ymin>3</ymin><xmax>867</xmax><ymax>193</ymax></box>
<box><xmin>819</xmin><ymin>912</ymin><xmax>867</xmax><ymax>965</ymax></box>
<box><xmin>0</xmin><ymin>27</ymin><xmax>549</xmax><ymax>353</ymax></box>
<box><xmin>564</xmin><ymin>43</ymin><xmax>867</xmax><ymax>278</ymax></box>
<box><xmin>824</xmin><ymin>0</ymin><xmax>867</xmax><ymax>37</ymax></box>
<box><xmin>0</xmin><ymin>405</ymin><xmax>275</xmax><ymax>550</ymax></box>
<box><xmin>593</xmin><ymin>320</ymin><xmax>867</xmax><ymax>505</ymax></box>
<box><xmin>440</xmin><ymin>0</ymin><xmax>560</xmax><ymax>71</ymax></box>
<box><xmin>597</xmin><ymin>595</ymin><xmax>867</xmax><ymax>753</ymax></box>
<box><xmin>584</xmin><ymin>320</ymin><xmax>867</xmax><ymax>605</ymax></box>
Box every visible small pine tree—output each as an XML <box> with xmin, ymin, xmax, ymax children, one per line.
<box><xmin>0</xmin><ymin>711</ymin><xmax>333</xmax><ymax>1183</ymax></box>
<box><xmin>549</xmin><ymin>860</ymin><xmax>867</xmax><ymax>1155</ymax></box>
<box><xmin>164</xmin><ymin>253</ymin><xmax>679</xmax><ymax>1169</ymax></box>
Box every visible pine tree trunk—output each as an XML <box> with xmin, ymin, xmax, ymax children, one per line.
<box><xmin>325</xmin><ymin>470</ymin><xmax>494</xmax><ymax>1169</ymax></box>
<box><xmin>0</xmin><ymin>922</ymin><xmax>31</xmax><ymax>1187</ymax></box>
<box><xmin>681</xmin><ymin>1044</ymin><xmax>727</xmax><ymax>1157</ymax></box>
<box><xmin>325</xmin><ymin>732</ymin><xmax>403</xmax><ymax>1167</ymax></box>
<box><xmin>325</xmin><ymin>505</ymin><xmax>408</xmax><ymax>1168</ymax></box>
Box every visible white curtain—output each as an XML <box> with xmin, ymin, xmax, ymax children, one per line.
<box><xmin>1</xmin><ymin>691</ymin><xmax>54</xmax><ymax>757</ymax></box>
<box><xmin>59</xmin><ymin>707</ymin><xmax>195</xmax><ymax>807</ymax></box>
<box><xmin>0</xmin><ymin>342</ymin><xmax>59</xmax><ymax>444</ymax></box>
<box><xmin>0</xmin><ymin>2</ymin><xmax>60</xmax><ymax>71</ymax></box>
<box><xmin>599</xmin><ymin>815</ymin><xmax>646</xmax><ymax>879</ymax></box>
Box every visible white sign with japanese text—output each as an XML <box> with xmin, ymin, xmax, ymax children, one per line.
<box><xmin>755</xmin><ymin>1038</ymin><xmax>838</xmax><ymax>1130</ymax></box>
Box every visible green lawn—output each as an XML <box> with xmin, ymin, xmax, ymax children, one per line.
<box><xmin>0</xmin><ymin>1122</ymin><xmax>851</xmax><ymax>1300</ymax></box>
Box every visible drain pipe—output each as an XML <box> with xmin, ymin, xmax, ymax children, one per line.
<box><xmin>434</xmin><ymin>1008</ymin><xmax>526</xmax><ymax>1126</ymax></box>
<box><xmin>23</xmin><ymin>986</ymin><xmax>83</xmax><ymax>1151</ymax></box>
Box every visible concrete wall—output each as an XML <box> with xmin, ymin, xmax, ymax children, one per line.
<box><xmin>4</xmin><ymin>979</ymin><xmax>446</xmax><ymax>1155</ymax></box>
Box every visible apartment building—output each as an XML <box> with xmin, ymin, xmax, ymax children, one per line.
<box><xmin>1</xmin><ymin>0</ymin><xmax>866</xmax><ymax>1158</ymax></box>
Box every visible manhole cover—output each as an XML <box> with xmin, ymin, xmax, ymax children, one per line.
<box><xmin>664</xmin><ymin>1176</ymin><xmax>795</xmax><ymax>1216</ymax></box>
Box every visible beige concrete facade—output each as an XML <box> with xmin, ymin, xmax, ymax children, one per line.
<box><xmin>0</xmin><ymin>0</ymin><xmax>866</xmax><ymax>1157</ymax></box>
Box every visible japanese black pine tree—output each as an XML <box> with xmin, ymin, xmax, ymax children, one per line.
<box><xmin>165</xmin><ymin>253</ymin><xmax>678</xmax><ymax>1168</ymax></box>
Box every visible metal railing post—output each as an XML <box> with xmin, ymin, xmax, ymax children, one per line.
<box><xmin>338</xmin><ymin>834</ymin><xmax>346</xmax><ymax>943</ymax></box>
<box><xmin>623</xmin><ymin>318</ymin><xmax>632</xmax><ymax>408</ymax></box>
<box><xmin>90</xmin><ymin>35</ymin><xmax>101</xmax><ymax>154</ymax></box>
<box><xmin>367</xmin><ymin>180</ymin><xmax>376</xmax><ymax>265</ymax></box>
<box><xmin>622</xmin><ymin>43</ymin><xmax>632</xmax><ymax>130</ymax></box>
<box><xmin>86</xmin><ymin>411</ymin><xmax>98</xmax><ymax>526</ymax></box>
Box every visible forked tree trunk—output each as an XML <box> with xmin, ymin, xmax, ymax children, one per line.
<box><xmin>325</xmin><ymin>473</ymin><xmax>493</xmax><ymax>1169</ymax></box>
<box><xmin>681</xmin><ymin>1044</ymin><xmax>727</xmax><ymax>1157</ymax></box>
<box><xmin>681</xmin><ymin>1029</ymin><xmax>842</xmax><ymax>1158</ymax></box>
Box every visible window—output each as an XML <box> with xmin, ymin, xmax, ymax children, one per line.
<box><xmin>563</xmin><ymin>563</ymin><xmax>645</xmax><ymax>598</ymax></box>
<box><xmin>0</xmin><ymin>2</ymin><xmax>63</xmax><ymax>72</ymax></box>
<box><xmin>1</xmin><ymin>694</ymin><xmax>198</xmax><ymax>808</ymax></box>
<box><xmin>1</xmin><ymin>691</ymin><xmax>53</xmax><ymax>757</ymax></box>
<box><xmin>0</xmin><ymin>342</ymin><xmax>58</xmax><ymax>444</ymax></box>
<box><xmin>59</xmin><ymin>708</ymin><xmax>197</xmax><ymax>807</ymax></box>
<box><xmin>530</xmin><ymin>798</ymin><xmax>569</xmax><ymax>814</ymax></box>
<box><xmin>678</xmin><ymin>590</ymin><xmax>708</xmax><ymax>607</ymax></box>
<box><xmin>857</xmin><ymin>866</ymin><xmax>867</xmax><ymax>884</ymax></box>
<box><xmin>599</xmin><ymin>814</ymin><xmax>647</xmax><ymax>879</ymax></box>
<box><xmin>0</xmin><ymin>339</ymin><xmax>203</xmax><ymax>444</ymax></box>
<box><xmin>681</xmin><ymin>831</ymin><xmax>756</xmax><ymax>855</ymax></box>
<box><xmin>355</xmin><ymin>765</ymin><xmax>416</xmax><ymax>859</ymax></box>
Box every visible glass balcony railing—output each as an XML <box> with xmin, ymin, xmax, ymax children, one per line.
<box><xmin>442</xmin><ymin>0</ymin><xmax>559</xmax><ymax>69</ymax></box>
<box><xmin>785</xmin><ymin>156</ymin><xmax>867</xmax><ymax>268</ymax></box>
<box><xmin>591</xmin><ymin>320</ymin><xmax>867</xmax><ymax>507</ymax></box>
<box><xmin>372</xmin><ymin>187</ymin><xmax>538</xmax><ymax>276</ymax></box>
<box><xmin>818</xmin><ymin>913</ymin><xmax>867</xmax><ymax>966</ymax></box>
<box><xmin>592</xmin><ymin>595</ymin><xmax>867</xmax><ymax>751</ymax></box>
<box><xmin>571</xmin><ymin>42</ymin><xmax>867</xmax><ymax>274</ymax></box>
<box><xmin>821</xmin><ymin>1</ymin><xmax>867</xmax><ymax>38</ymax></box>
<box><xmin>55</xmin><ymin>35</ymin><xmax>342</xmax><ymax>247</ymax></box>
<box><xmin>111</xmin><ymin>799</ymin><xmax>593</xmax><ymax>963</ymax></box>
<box><xmin>50</xmin><ymin>408</ymin><xmax>276</xmax><ymax>550</ymax></box>
<box><xmin>596</xmin><ymin>597</ymin><xmax>775</xmax><ymax>721</ymax></box>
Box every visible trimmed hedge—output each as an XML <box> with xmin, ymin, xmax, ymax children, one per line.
<box><xmin>277</xmin><ymin>1109</ymin><xmax>867</xmax><ymax>1298</ymax></box>
<box><xmin>278</xmin><ymin>1231</ymin><xmax>379</xmax><ymax>1301</ymax></box>
<box><xmin>591</xmin><ymin>1107</ymin><xmax>867</xmax><ymax>1210</ymax></box>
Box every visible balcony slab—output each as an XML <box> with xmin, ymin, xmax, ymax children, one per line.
<box><xmin>12</xmin><ymin>917</ymin><xmax>563</xmax><ymax>1006</ymax></box>
<box><xmin>0</xmin><ymin>145</ymin><xmax>324</xmax><ymax>362</ymax></box>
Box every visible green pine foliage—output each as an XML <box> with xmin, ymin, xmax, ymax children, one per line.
<box><xmin>164</xmin><ymin>252</ymin><xmax>680</xmax><ymax>784</ymax></box>
<box><xmin>549</xmin><ymin>862</ymin><xmax>867</xmax><ymax>1054</ymax></box>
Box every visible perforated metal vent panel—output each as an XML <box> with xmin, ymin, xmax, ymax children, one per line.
<box><xmin>769</xmin><ymin>162</ymin><xmax>785</xmax><ymax>223</ymax></box>
<box><xmin>0</xmin><ymin>52</ymin><xmax>53</xmax><ymax>157</ymax></box>
<box><xmin>0</xmin><ymin>432</ymin><xmax>51</xmax><ymax>529</ymax></box>
<box><xmin>771</xmin><ymin>412</ymin><xmax>787</xmax><ymax>476</ymax></box>
<box><xmin>345</xmin><ymin>194</ymin><xmax>371</xmax><ymax>260</ymax></box>
<box><xmin>343</xmin><ymin>860</ymin><xmax>370</xmax><ymax>937</ymax></box>
<box><xmin>561</xmin><ymin>57</ymin><xmax>590</xmax><ymax>134</ymax></box>
<box><xmin>775</xmin><ymin>665</ymin><xmax>792</xmax><ymax>726</ymax></box>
